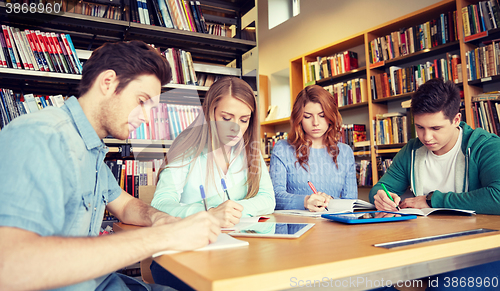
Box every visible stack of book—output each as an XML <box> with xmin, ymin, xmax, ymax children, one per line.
<box><xmin>462</xmin><ymin>1</ymin><xmax>500</xmax><ymax>37</ymax></box>
<box><xmin>64</xmin><ymin>0</ymin><xmax>123</xmax><ymax>20</ymax></box>
<box><xmin>357</xmin><ymin>160</ymin><xmax>372</xmax><ymax>186</ymax></box>
<box><xmin>465</xmin><ymin>41</ymin><xmax>500</xmax><ymax>81</ymax></box>
<box><xmin>162</xmin><ymin>48</ymin><xmax>197</xmax><ymax>85</ymax></box>
<box><xmin>262</xmin><ymin>131</ymin><xmax>288</xmax><ymax>159</ymax></box>
<box><xmin>128</xmin><ymin>103</ymin><xmax>202</xmax><ymax>140</ymax></box>
<box><xmin>196</xmin><ymin>73</ymin><xmax>221</xmax><ymax>87</ymax></box>
<box><xmin>373</xmin><ymin>112</ymin><xmax>408</xmax><ymax>145</ymax></box>
<box><xmin>369</xmin><ymin>10</ymin><xmax>458</xmax><ymax>65</ymax></box>
<box><xmin>105</xmin><ymin>158</ymin><xmax>164</xmax><ymax>198</ymax></box>
<box><xmin>340</xmin><ymin>124</ymin><xmax>367</xmax><ymax>148</ymax></box>
<box><xmin>305</xmin><ymin>51</ymin><xmax>358</xmax><ymax>84</ymax></box>
<box><xmin>471</xmin><ymin>92</ymin><xmax>500</xmax><ymax>136</ymax></box>
<box><xmin>0</xmin><ymin>89</ymin><xmax>66</xmax><ymax>129</ymax></box>
<box><xmin>370</xmin><ymin>55</ymin><xmax>461</xmax><ymax>99</ymax></box>
<box><xmin>378</xmin><ymin>157</ymin><xmax>393</xmax><ymax>177</ymax></box>
<box><xmin>323</xmin><ymin>78</ymin><xmax>368</xmax><ymax>107</ymax></box>
<box><xmin>0</xmin><ymin>25</ymin><xmax>82</xmax><ymax>74</ymax></box>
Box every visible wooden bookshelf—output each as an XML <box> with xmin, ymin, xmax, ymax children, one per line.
<box><xmin>283</xmin><ymin>0</ymin><xmax>486</xmax><ymax>187</ymax></box>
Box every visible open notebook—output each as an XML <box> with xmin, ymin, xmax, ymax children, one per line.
<box><xmin>274</xmin><ymin>199</ymin><xmax>375</xmax><ymax>217</ymax></box>
<box><xmin>152</xmin><ymin>234</ymin><xmax>249</xmax><ymax>257</ymax></box>
<box><xmin>398</xmin><ymin>208</ymin><xmax>476</xmax><ymax>216</ymax></box>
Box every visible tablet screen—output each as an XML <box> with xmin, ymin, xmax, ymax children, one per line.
<box><xmin>229</xmin><ymin>222</ymin><xmax>315</xmax><ymax>238</ymax></box>
<box><xmin>336</xmin><ymin>212</ymin><xmax>402</xmax><ymax>220</ymax></box>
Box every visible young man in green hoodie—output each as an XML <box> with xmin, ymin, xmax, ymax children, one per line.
<box><xmin>370</xmin><ymin>78</ymin><xmax>500</xmax><ymax>214</ymax></box>
<box><xmin>369</xmin><ymin>78</ymin><xmax>500</xmax><ymax>291</ymax></box>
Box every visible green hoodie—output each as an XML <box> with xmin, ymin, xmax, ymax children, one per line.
<box><xmin>369</xmin><ymin>122</ymin><xmax>500</xmax><ymax>214</ymax></box>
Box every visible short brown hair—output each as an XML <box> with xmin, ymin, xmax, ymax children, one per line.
<box><xmin>78</xmin><ymin>40</ymin><xmax>172</xmax><ymax>96</ymax></box>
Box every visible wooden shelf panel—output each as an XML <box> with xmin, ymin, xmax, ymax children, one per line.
<box><xmin>261</xmin><ymin>117</ymin><xmax>290</xmax><ymax>126</ymax></box>
<box><xmin>369</xmin><ymin>41</ymin><xmax>460</xmax><ymax>69</ymax></box>
<box><xmin>338</xmin><ymin>102</ymin><xmax>368</xmax><ymax>111</ymax></box>
<box><xmin>468</xmin><ymin>75</ymin><xmax>500</xmax><ymax>86</ymax></box>
<box><xmin>315</xmin><ymin>66</ymin><xmax>367</xmax><ymax>86</ymax></box>
<box><xmin>353</xmin><ymin>151</ymin><xmax>370</xmax><ymax>157</ymax></box>
<box><xmin>0</xmin><ymin>68</ymin><xmax>81</xmax><ymax>83</ymax></box>
<box><xmin>103</xmin><ymin>138</ymin><xmax>173</xmax><ymax>146</ymax></box>
<box><xmin>372</xmin><ymin>92</ymin><xmax>413</xmax><ymax>103</ymax></box>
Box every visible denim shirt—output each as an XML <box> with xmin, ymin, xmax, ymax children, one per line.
<box><xmin>0</xmin><ymin>97</ymin><xmax>122</xmax><ymax>290</ymax></box>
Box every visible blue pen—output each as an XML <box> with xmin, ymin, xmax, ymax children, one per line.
<box><xmin>200</xmin><ymin>185</ymin><xmax>208</xmax><ymax>211</ymax></box>
<box><xmin>221</xmin><ymin>178</ymin><xmax>231</xmax><ymax>200</ymax></box>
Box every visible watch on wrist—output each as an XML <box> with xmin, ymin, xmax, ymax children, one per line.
<box><xmin>426</xmin><ymin>191</ymin><xmax>434</xmax><ymax>208</ymax></box>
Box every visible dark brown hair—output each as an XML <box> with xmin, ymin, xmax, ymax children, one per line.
<box><xmin>288</xmin><ymin>85</ymin><xmax>343</xmax><ymax>170</ymax></box>
<box><xmin>411</xmin><ymin>78</ymin><xmax>461</xmax><ymax>121</ymax></box>
<box><xmin>78</xmin><ymin>40</ymin><xmax>172</xmax><ymax>96</ymax></box>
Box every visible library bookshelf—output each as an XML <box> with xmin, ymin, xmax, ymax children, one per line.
<box><xmin>261</xmin><ymin>0</ymin><xmax>499</xmax><ymax>186</ymax></box>
<box><xmin>0</xmin><ymin>1</ymin><xmax>256</xmax><ymax>200</ymax></box>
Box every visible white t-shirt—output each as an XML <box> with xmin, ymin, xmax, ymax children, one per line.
<box><xmin>422</xmin><ymin>127</ymin><xmax>463</xmax><ymax>195</ymax></box>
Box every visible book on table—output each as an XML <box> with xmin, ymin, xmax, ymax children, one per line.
<box><xmin>274</xmin><ymin>199</ymin><xmax>375</xmax><ymax>217</ymax></box>
<box><xmin>397</xmin><ymin>208</ymin><xmax>475</xmax><ymax>216</ymax></box>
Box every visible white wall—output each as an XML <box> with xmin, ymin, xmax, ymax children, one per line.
<box><xmin>258</xmin><ymin>0</ymin><xmax>444</xmax><ymax>113</ymax></box>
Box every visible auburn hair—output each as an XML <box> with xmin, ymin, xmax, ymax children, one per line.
<box><xmin>288</xmin><ymin>85</ymin><xmax>343</xmax><ymax>170</ymax></box>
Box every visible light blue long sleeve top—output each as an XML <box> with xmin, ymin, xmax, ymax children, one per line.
<box><xmin>270</xmin><ymin>140</ymin><xmax>358</xmax><ymax>210</ymax></box>
<box><xmin>151</xmin><ymin>148</ymin><xmax>276</xmax><ymax>217</ymax></box>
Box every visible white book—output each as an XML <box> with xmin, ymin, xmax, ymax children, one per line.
<box><xmin>142</xmin><ymin>0</ymin><xmax>150</xmax><ymax>25</ymax></box>
<box><xmin>152</xmin><ymin>233</ymin><xmax>249</xmax><ymax>257</ymax></box>
<box><xmin>398</xmin><ymin>208</ymin><xmax>475</xmax><ymax>216</ymax></box>
<box><xmin>19</xmin><ymin>30</ymin><xmax>39</xmax><ymax>71</ymax></box>
<box><xmin>274</xmin><ymin>199</ymin><xmax>375</xmax><ymax>218</ymax></box>
<box><xmin>10</xmin><ymin>27</ymin><xmax>30</xmax><ymax>70</ymax></box>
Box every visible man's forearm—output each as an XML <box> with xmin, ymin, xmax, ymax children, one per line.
<box><xmin>0</xmin><ymin>226</ymin><xmax>164</xmax><ymax>291</ymax></box>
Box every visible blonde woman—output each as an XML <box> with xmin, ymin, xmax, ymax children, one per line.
<box><xmin>151</xmin><ymin>77</ymin><xmax>275</xmax><ymax>227</ymax></box>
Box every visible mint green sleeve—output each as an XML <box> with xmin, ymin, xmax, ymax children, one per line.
<box><xmin>150</xmin><ymin>158</ymin><xmax>206</xmax><ymax>218</ymax></box>
<box><xmin>237</xmin><ymin>155</ymin><xmax>276</xmax><ymax>217</ymax></box>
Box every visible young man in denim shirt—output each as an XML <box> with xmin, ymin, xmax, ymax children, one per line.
<box><xmin>0</xmin><ymin>40</ymin><xmax>220</xmax><ymax>291</ymax></box>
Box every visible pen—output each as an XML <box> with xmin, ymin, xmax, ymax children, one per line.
<box><xmin>381</xmin><ymin>183</ymin><xmax>400</xmax><ymax>211</ymax></box>
<box><xmin>200</xmin><ymin>185</ymin><xmax>208</xmax><ymax>211</ymax></box>
<box><xmin>221</xmin><ymin>178</ymin><xmax>231</xmax><ymax>200</ymax></box>
<box><xmin>308</xmin><ymin>181</ymin><xmax>328</xmax><ymax>211</ymax></box>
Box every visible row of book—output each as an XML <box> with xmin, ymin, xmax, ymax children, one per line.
<box><xmin>471</xmin><ymin>93</ymin><xmax>500</xmax><ymax>136</ymax></box>
<box><xmin>377</xmin><ymin>157</ymin><xmax>393</xmax><ymax>178</ymax></box>
<box><xmin>373</xmin><ymin>112</ymin><xmax>409</xmax><ymax>145</ymax></box>
<box><xmin>162</xmin><ymin>47</ymin><xmax>197</xmax><ymax>85</ymax></box>
<box><xmin>369</xmin><ymin>10</ymin><xmax>458</xmax><ymax>65</ymax></box>
<box><xmin>462</xmin><ymin>1</ymin><xmax>500</xmax><ymax>37</ymax></box>
<box><xmin>62</xmin><ymin>0</ymin><xmax>123</xmax><ymax>20</ymax></box>
<box><xmin>106</xmin><ymin>158</ymin><xmax>164</xmax><ymax>197</ymax></box>
<box><xmin>370</xmin><ymin>55</ymin><xmax>462</xmax><ymax>99</ymax></box>
<box><xmin>128</xmin><ymin>103</ymin><xmax>202</xmax><ymax>140</ymax></box>
<box><xmin>304</xmin><ymin>51</ymin><xmax>359</xmax><ymax>84</ymax></box>
<box><xmin>465</xmin><ymin>42</ymin><xmax>500</xmax><ymax>81</ymax></box>
<box><xmin>323</xmin><ymin>78</ymin><xmax>368</xmax><ymax>107</ymax></box>
<box><xmin>0</xmin><ymin>25</ymin><xmax>82</xmax><ymax>74</ymax></box>
<box><xmin>262</xmin><ymin>131</ymin><xmax>287</xmax><ymax>159</ymax></box>
<box><xmin>339</xmin><ymin>124</ymin><xmax>367</xmax><ymax>149</ymax></box>
<box><xmin>357</xmin><ymin>160</ymin><xmax>372</xmax><ymax>187</ymax></box>
<box><xmin>0</xmin><ymin>89</ymin><xmax>66</xmax><ymax>129</ymax></box>
<box><xmin>196</xmin><ymin>73</ymin><xmax>220</xmax><ymax>87</ymax></box>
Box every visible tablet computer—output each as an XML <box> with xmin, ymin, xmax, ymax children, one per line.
<box><xmin>321</xmin><ymin>211</ymin><xmax>417</xmax><ymax>224</ymax></box>
<box><xmin>228</xmin><ymin>222</ymin><xmax>314</xmax><ymax>238</ymax></box>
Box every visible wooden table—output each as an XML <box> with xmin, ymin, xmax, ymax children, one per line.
<box><xmin>115</xmin><ymin>214</ymin><xmax>500</xmax><ymax>291</ymax></box>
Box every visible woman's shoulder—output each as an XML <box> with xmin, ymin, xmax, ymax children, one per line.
<box><xmin>272</xmin><ymin>139</ymin><xmax>295</xmax><ymax>155</ymax></box>
<box><xmin>337</xmin><ymin>142</ymin><xmax>354</xmax><ymax>156</ymax></box>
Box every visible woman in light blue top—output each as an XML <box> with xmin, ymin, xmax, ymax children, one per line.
<box><xmin>270</xmin><ymin>85</ymin><xmax>357</xmax><ymax>211</ymax></box>
<box><xmin>151</xmin><ymin>77</ymin><xmax>275</xmax><ymax>228</ymax></box>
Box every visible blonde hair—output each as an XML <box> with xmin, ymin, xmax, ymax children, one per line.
<box><xmin>158</xmin><ymin>77</ymin><xmax>261</xmax><ymax>199</ymax></box>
